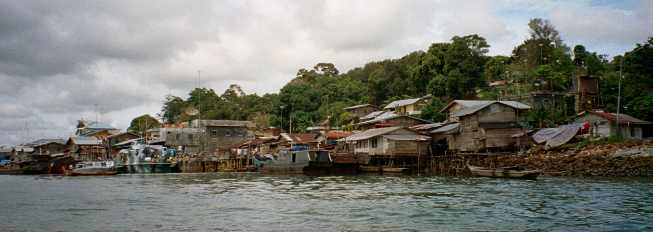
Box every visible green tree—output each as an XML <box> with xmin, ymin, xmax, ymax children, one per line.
<box><xmin>484</xmin><ymin>56</ymin><xmax>510</xmax><ymax>82</ymax></box>
<box><xmin>160</xmin><ymin>95</ymin><xmax>186</xmax><ymax>123</ymax></box>
<box><xmin>420</xmin><ymin>99</ymin><xmax>447</xmax><ymax>122</ymax></box>
<box><xmin>128</xmin><ymin>114</ymin><xmax>161</xmax><ymax>136</ymax></box>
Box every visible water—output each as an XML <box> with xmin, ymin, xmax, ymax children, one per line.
<box><xmin>1</xmin><ymin>174</ymin><xmax>652</xmax><ymax>232</ymax></box>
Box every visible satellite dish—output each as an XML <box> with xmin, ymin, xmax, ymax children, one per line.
<box><xmin>185</xmin><ymin>107</ymin><xmax>199</xmax><ymax>116</ymax></box>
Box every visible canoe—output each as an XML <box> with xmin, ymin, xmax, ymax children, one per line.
<box><xmin>381</xmin><ymin>167</ymin><xmax>408</xmax><ymax>173</ymax></box>
<box><xmin>467</xmin><ymin>165</ymin><xmax>541</xmax><ymax>179</ymax></box>
<box><xmin>359</xmin><ymin>165</ymin><xmax>382</xmax><ymax>172</ymax></box>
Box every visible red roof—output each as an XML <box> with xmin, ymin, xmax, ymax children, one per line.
<box><xmin>326</xmin><ymin>131</ymin><xmax>352</xmax><ymax>140</ymax></box>
<box><xmin>579</xmin><ymin>111</ymin><xmax>650</xmax><ymax>124</ymax></box>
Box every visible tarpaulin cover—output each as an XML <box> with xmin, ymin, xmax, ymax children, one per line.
<box><xmin>532</xmin><ymin>124</ymin><xmax>582</xmax><ymax>149</ymax></box>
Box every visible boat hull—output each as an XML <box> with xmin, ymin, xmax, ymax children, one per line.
<box><xmin>381</xmin><ymin>167</ymin><xmax>409</xmax><ymax>173</ymax></box>
<box><xmin>359</xmin><ymin>165</ymin><xmax>382</xmax><ymax>173</ymax></box>
<box><xmin>118</xmin><ymin>163</ymin><xmax>179</xmax><ymax>174</ymax></box>
<box><xmin>67</xmin><ymin>168</ymin><xmax>118</xmax><ymax>176</ymax></box>
<box><xmin>468</xmin><ymin>165</ymin><xmax>541</xmax><ymax>179</ymax></box>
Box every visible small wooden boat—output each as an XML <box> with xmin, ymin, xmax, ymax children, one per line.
<box><xmin>359</xmin><ymin>165</ymin><xmax>382</xmax><ymax>172</ymax></box>
<box><xmin>467</xmin><ymin>165</ymin><xmax>541</xmax><ymax>179</ymax></box>
<box><xmin>381</xmin><ymin>167</ymin><xmax>408</xmax><ymax>173</ymax></box>
<box><xmin>66</xmin><ymin>161</ymin><xmax>118</xmax><ymax>176</ymax></box>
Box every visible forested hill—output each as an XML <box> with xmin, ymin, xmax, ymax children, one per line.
<box><xmin>147</xmin><ymin>18</ymin><xmax>653</xmax><ymax>133</ymax></box>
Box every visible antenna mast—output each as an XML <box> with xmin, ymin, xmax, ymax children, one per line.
<box><xmin>197</xmin><ymin>70</ymin><xmax>201</xmax><ymax>128</ymax></box>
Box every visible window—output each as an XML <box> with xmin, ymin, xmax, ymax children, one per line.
<box><xmin>210</xmin><ymin>129</ymin><xmax>219</xmax><ymax>137</ymax></box>
<box><xmin>292</xmin><ymin>153</ymin><xmax>296</xmax><ymax>163</ymax></box>
<box><xmin>371</xmin><ymin>138</ymin><xmax>377</xmax><ymax>148</ymax></box>
<box><xmin>188</xmin><ymin>134</ymin><xmax>193</xmax><ymax>141</ymax></box>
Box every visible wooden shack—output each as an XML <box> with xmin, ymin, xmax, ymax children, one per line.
<box><xmin>67</xmin><ymin>136</ymin><xmax>107</xmax><ymax>161</ymax></box>
<box><xmin>439</xmin><ymin>100</ymin><xmax>531</xmax><ymax>152</ymax></box>
<box><xmin>356</xmin><ymin>112</ymin><xmax>432</xmax><ymax>130</ymax></box>
<box><xmin>27</xmin><ymin>139</ymin><xmax>67</xmax><ymax>156</ymax></box>
<box><xmin>343</xmin><ymin>126</ymin><xmax>430</xmax><ymax>157</ymax></box>
<box><xmin>383</xmin><ymin>95</ymin><xmax>432</xmax><ymax>116</ymax></box>
<box><xmin>344</xmin><ymin>104</ymin><xmax>380</xmax><ymax>119</ymax></box>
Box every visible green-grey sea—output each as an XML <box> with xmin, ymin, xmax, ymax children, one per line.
<box><xmin>1</xmin><ymin>173</ymin><xmax>652</xmax><ymax>231</ymax></box>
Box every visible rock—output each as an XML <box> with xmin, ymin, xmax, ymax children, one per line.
<box><xmin>611</xmin><ymin>146</ymin><xmax>653</xmax><ymax>158</ymax></box>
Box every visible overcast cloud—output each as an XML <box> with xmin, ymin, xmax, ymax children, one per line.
<box><xmin>1</xmin><ymin>0</ymin><xmax>652</xmax><ymax>144</ymax></box>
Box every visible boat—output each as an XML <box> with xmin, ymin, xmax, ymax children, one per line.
<box><xmin>303</xmin><ymin>150</ymin><xmax>358</xmax><ymax>175</ymax></box>
<box><xmin>66</xmin><ymin>161</ymin><xmax>118</xmax><ymax>176</ymax></box>
<box><xmin>253</xmin><ymin>149</ymin><xmax>310</xmax><ymax>174</ymax></box>
<box><xmin>116</xmin><ymin>144</ymin><xmax>179</xmax><ymax>174</ymax></box>
<box><xmin>381</xmin><ymin>167</ymin><xmax>408</xmax><ymax>173</ymax></box>
<box><xmin>358</xmin><ymin>165</ymin><xmax>382</xmax><ymax>173</ymax></box>
<box><xmin>467</xmin><ymin>165</ymin><xmax>542</xmax><ymax>179</ymax></box>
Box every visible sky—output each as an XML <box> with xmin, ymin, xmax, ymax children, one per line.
<box><xmin>1</xmin><ymin>0</ymin><xmax>652</xmax><ymax>145</ymax></box>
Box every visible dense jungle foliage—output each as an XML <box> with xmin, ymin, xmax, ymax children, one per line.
<box><xmin>148</xmin><ymin>18</ymin><xmax>653</xmax><ymax>132</ymax></box>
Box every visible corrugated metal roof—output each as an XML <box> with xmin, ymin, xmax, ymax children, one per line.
<box><xmin>384</xmin><ymin>98</ymin><xmax>422</xmax><ymax>109</ymax></box>
<box><xmin>25</xmin><ymin>139</ymin><xmax>66</xmax><ymax>147</ymax></box>
<box><xmin>345</xmin><ymin>126</ymin><xmax>402</xmax><ymax>141</ymax></box>
<box><xmin>357</xmin><ymin>114</ymin><xmax>432</xmax><ymax>126</ymax></box>
<box><xmin>86</xmin><ymin>122</ymin><xmax>116</xmax><ymax>129</ymax></box>
<box><xmin>440</xmin><ymin>100</ymin><xmax>489</xmax><ymax>112</ymax></box>
<box><xmin>382</xmin><ymin>134</ymin><xmax>431</xmax><ymax>141</ymax></box>
<box><xmin>578</xmin><ymin>111</ymin><xmax>650</xmax><ymax>124</ymax></box>
<box><xmin>281</xmin><ymin>133</ymin><xmax>319</xmax><ymax>144</ymax></box>
<box><xmin>430</xmin><ymin>123</ymin><xmax>459</xmax><ymax>134</ymax></box>
<box><xmin>499</xmin><ymin>101</ymin><xmax>531</xmax><ymax>110</ymax></box>
<box><xmin>326</xmin><ymin>130</ymin><xmax>352</xmax><ymax>140</ymax></box>
<box><xmin>410</xmin><ymin>123</ymin><xmax>445</xmax><ymax>131</ymax></box>
<box><xmin>344</xmin><ymin>104</ymin><xmax>377</xmax><ymax>110</ymax></box>
<box><xmin>70</xmin><ymin>136</ymin><xmax>103</xmax><ymax>145</ymax></box>
<box><xmin>451</xmin><ymin>101</ymin><xmax>531</xmax><ymax>117</ymax></box>
<box><xmin>360</xmin><ymin>111</ymin><xmax>385</xmax><ymax>120</ymax></box>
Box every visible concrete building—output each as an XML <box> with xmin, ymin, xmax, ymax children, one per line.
<box><xmin>574</xmin><ymin>111</ymin><xmax>650</xmax><ymax>139</ymax></box>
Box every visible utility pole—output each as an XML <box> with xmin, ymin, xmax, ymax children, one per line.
<box><xmin>539</xmin><ymin>43</ymin><xmax>543</xmax><ymax>65</ymax></box>
<box><xmin>616</xmin><ymin>56</ymin><xmax>623</xmax><ymax>137</ymax></box>
<box><xmin>197</xmin><ymin>70</ymin><xmax>203</xmax><ymax>152</ymax></box>
<box><xmin>197</xmin><ymin>70</ymin><xmax>201</xmax><ymax>127</ymax></box>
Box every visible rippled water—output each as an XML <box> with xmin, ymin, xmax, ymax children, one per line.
<box><xmin>1</xmin><ymin>173</ymin><xmax>652</xmax><ymax>231</ymax></box>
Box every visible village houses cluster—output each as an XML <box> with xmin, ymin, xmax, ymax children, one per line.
<box><xmin>1</xmin><ymin>72</ymin><xmax>651</xmax><ymax>174</ymax></box>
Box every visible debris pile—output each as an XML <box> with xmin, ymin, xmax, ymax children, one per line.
<box><xmin>483</xmin><ymin>140</ymin><xmax>653</xmax><ymax>177</ymax></box>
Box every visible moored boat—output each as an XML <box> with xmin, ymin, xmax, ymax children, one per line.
<box><xmin>116</xmin><ymin>144</ymin><xmax>179</xmax><ymax>174</ymax></box>
<box><xmin>467</xmin><ymin>165</ymin><xmax>541</xmax><ymax>179</ymax></box>
<box><xmin>254</xmin><ymin>149</ymin><xmax>310</xmax><ymax>174</ymax></box>
<box><xmin>381</xmin><ymin>167</ymin><xmax>409</xmax><ymax>173</ymax></box>
<box><xmin>359</xmin><ymin>165</ymin><xmax>382</xmax><ymax>173</ymax></box>
<box><xmin>66</xmin><ymin>161</ymin><xmax>118</xmax><ymax>176</ymax></box>
<box><xmin>303</xmin><ymin>150</ymin><xmax>358</xmax><ymax>175</ymax></box>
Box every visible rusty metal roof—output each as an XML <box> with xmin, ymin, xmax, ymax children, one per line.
<box><xmin>578</xmin><ymin>111</ymin><xmax>650</xmax><ymax>125</ymax></box>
